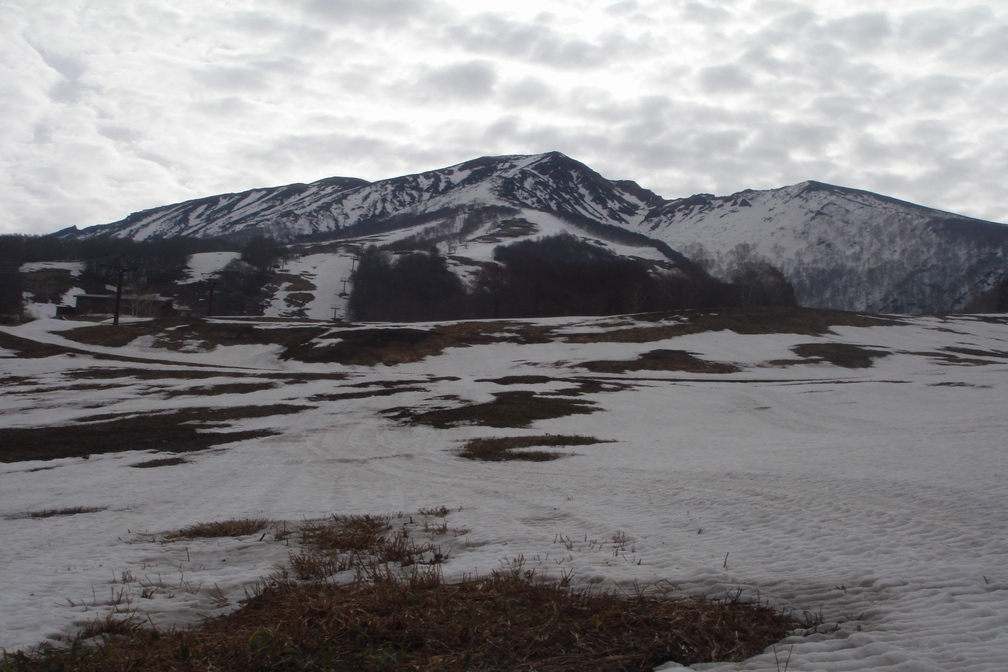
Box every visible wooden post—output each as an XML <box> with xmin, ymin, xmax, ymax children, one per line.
<box><xmin>112</xmin><ymin>257</ymin><xmax>126</xmax><ymax>326</ymax></box>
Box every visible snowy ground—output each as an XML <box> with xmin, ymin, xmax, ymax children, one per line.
<box><xmin>1</xmin><ymin>311</ymin><xmax>1006</xmax><ymax>670</ymax></box>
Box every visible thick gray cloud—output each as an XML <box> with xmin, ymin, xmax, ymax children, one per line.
<box><xmin>1</xmin><ymin>0</ymin><xmax>1007</xmax><ymax>236</ymax></box>
<box><xmin>416</xmin><ymin>61</ymin><xmax>499</xmax><ymax>101</ymax></box>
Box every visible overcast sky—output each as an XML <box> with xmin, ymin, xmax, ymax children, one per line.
<box><xmin>2</xmin><ymin>0</ymin><xmax>1007</xmax><ymax>236</ymax></box>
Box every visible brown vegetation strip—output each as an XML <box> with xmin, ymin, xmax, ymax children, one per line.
<box><xmin>291</xmin><ymin>514</ymin><xmax>448</xmax><ymax>580</ymax></box>
<box><xmin>581</xmin><ymin>349</ymin><xmax>739</xmax><ymax>375</ymax></box>
<box><xmin>477</xmin><ymin>374</ymin><xmax>556</xmax><ymax>385</ymax></box>
<box><xmin>129</xmin><ymin>456</ymin><xmax>190</xmax><ymax>469</ymax></box>
<box><xmin>25</xmin><ymin>506</ymin><xmax>107</xmax><ymax>519</ymax></box>
<box><xmin>165</xmin><ymin>518</ymin><xmax>271</xmax><ymax>541</ymax></box>
<box><xmin>9</xmin><ymin>573</ymin><xmax>794</xmax><ymax>671</ymax></box>
<box><xmin>565</xmin><ymin>306</ymin><xmax>900</xmax><ymax>344</ymax></box>
<box><xmin>0</xmin><ymin>404</ymin><xmax>308</xmax><ymax>463</ymax></box>
<box><xmin>791</xmin><ymin>343</ymin><xmax>890</xmax><ymax>369</ymax></box>
<box><xmin>309</xmin><ymin>387</ymin><xmax>424</xmax><ymax>402</ymax></box>
<box><xmin>388</xmin><ymin>391</ymin><xmax>596</xmax><ymax>429</ymax></box>
<box><xmin>459</xmin><ymin>435</ymin><xmax>611</xmax><ymax>462</ymax></box>
<box><xmin>61</xmin><ymin>319</ymin><xmax>329</xmax><ymax>352</ymax></box>
<box><xmin>0</xmin><ymin>331</ymin><xmax>73</xmax><ymax>359</ymax></box>
<box><xmin>162</xmin><ymin>382</ymin><xmax>278</xmax><ymax>398</ymax></box>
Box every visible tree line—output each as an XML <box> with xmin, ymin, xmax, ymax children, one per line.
<box><xmin>348</xmin><ymin>233</ymin><xmax>795</xmax><ymax>322</ymax></box>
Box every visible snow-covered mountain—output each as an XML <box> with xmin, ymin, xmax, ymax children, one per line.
<box><xmin>64</xmin><ymin>153</ymin><xmax>656</xmax><ymax>242</ymax></box>
<box><xmin>62</xmin><ymin>152</ymin><xmax>1008</xmax><ymax>314</ymax></box>
<box><xmin>633</xmin><ymin>181</ymin><xmax>1008</xmax><ymax>313</ymax></box>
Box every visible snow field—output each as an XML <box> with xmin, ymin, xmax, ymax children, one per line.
<box><xmin>0</xmin><ymin>314</ymin><xmax>1006</xmax><ymax>670</ymax></box>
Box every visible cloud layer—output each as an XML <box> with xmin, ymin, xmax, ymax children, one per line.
<box><xmin>2</xmin><ymin>0</ymin><xmax>1007</xmax><ymax>235</ymax></box>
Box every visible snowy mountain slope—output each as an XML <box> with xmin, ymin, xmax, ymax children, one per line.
<box><xmin>261</xmin><ymin>209</ymin><xmax>676</xmax><ymax>321</ymax></box>
<box><xmin>633</xmin><ymin>181</ymin><xmax>1008</xmax><ymax>313</ymax></box>
<box><xmin>67</xmin><ymin>153</ymin><xmax>659</xmax><ymax>244</ymax></box>
<box><xmin>61</xmin><ymin>154</ymin><xmax>1008</xmax><ymax>314</ymax></box>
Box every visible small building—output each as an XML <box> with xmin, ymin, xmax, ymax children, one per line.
<box><xmin>57</xmin><ymin>294</ymin><xmax>175</xmax><ymax>318</ymax></box>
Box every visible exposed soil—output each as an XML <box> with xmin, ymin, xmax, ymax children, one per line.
<box><xmin>791</xmin><ymin>343</ymin><xmax>890</xmax><ymax>369</ymax></box>
<box><xmin>580</xmin><ymin>349</ymin><xmax>740</xmax><ymax>374</ymax></box>
<box><xmin>0</xmin><ymin>404</ymin><xmax>309</xmax><ymax>463</ymax></box>
<box><xmin>388</xmin><ymin>391</ymin><xmax>597</xmax><ymax>429</ymax></box>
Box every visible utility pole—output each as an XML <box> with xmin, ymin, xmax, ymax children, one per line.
<box><xmin>108</xmin><ymin>256</ymin><xmax>132</xmax><ymax>326</ymax></box>
<box><xmin>201</xmin><ymin>273</ymin><xmax>218</xmax><ymax>317</ymax></box>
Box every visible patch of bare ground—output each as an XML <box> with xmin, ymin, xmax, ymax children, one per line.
<box><xmin>387</xmin><ymin>391</ymin><xmax>597</xmax><ymax>429</ymax></box>
<box><xmin>67</xmin><ymin>369</ymin><xmax>349</xmax><ymax>384</ymax></box>
<box><xmin>0</xmin><ymin>404</ymin><xmax>308</xmax><ymax>463</ymax></box>
<box><xmin>581</xmin><ymin>349</ymin><xmax>740</xmax><ymax>375</ymax></box>
<box><xmin>164</xmin><ymin>518</ymin><xmax>271</xmax><ymax>541</ymax></box>
<box><xmin>791</xmin><ymin>343</ymin><xmax>890</xmax><ymax>368</ymax></box>
<box><xmin>129</xmin><ymin>456</ymin><xmax>190</xmax><ymax>468</ymax></box>
<box><xmin>24</xmin><ymin>382</ymin><xmax>122</xmax><ymax>394</ymax></box>
<box><xmin>285</xmin><ymin>321</ymin><xmax>551</xmax><ymax>366</ymax></box>
<box><xmin>291</xmin><ymin>513</ymin><xmax>450</xmax><ymax>580</ymax></box>
<box><xmin>309</xmin><ymin>387</ymin><xmax>425</xmax><ymax>402</ymax></box>
<box><xmin>0</xmin><ymin>375</ymin><xmax>37</xmax><ymax>387</ymax></box>
<box><xmin>943</xmin><ymin>346</ymin><xmax>1008</xmax><ymax>359</ymax></box>
<box><xmin>928</xmin><ymin>382</ymin><xmax>991</xmax><ymax>388</ymax></box>
<box><xmin>459</xmin><ymin>435</ymin><xmax>612</xmax><ymax>462</ymax></box>
<box><xmin>162</xmin><ymin>382</ymin><xmax>278</xmax><ymax>398</ymax></box>
<box><xmin>566</xmin><ymin>306</ymin><xmax>900</xmax><ymax>344</ymax></box>
<box><xmin>61</xmin><ymin>319</ymin><xmax>329</xmax><ymax>354</ymax></box>
<box><xmin>67</xmin><ymin>368</ymin><xmax>229</xmax><ymax>381</ymax></box>
<box><xmin>478</xmin><ymin>374</ymin><xmax>556</xmax><ymax>385</ymax></box>
<box><xmin>0</xmin><ymin>331</ymin><xmax>75</xmax><ymax>358</ymax></box>
<box><xmin>286</xmin><ymin>327</ymin><xmax>458</xmax><ymax>365</ymax></box>
<box><xmin>8</xmin><ymin>571</ymin><xmax>794</xmax><ymax>671</ymax></box>
<box><xmin>270</xmin><ymin>273</ymin><xmax>317</xmax><ymax>293</ymax></box>
<box><xmin>7</xmin><ymin>506</ymin><xmax>108</xmax><ymax>520</ymax></box>
<box><xmin>916</xmin><ymin>350</ymin><xmax>1005</xmax><ymax>366</ymax></box>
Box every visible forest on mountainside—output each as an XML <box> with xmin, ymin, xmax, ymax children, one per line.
<box><xmin>347</xmin><ymin>234</ymin><xmax>795</xmax><ymax>322</ymax></box>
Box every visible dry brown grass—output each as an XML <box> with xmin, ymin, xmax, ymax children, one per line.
<box><xmin>129</xmin><ymin>456</ymin><xmax>190</xmax><ymax>468</ymax></box>
<box><xmin>0</xmin><ymin>404</ymin><xmax>308</xmax><ymax>463</ymax></box>
<box><xmin>581</xmin><ymin>349</ymin><xmax>740</xmax><ymax>375</ymax></box>
<box><xmin>565</xmin><ymin>306</ymin><xmax>900</xmax><ymax>344</ymax></box>
<box><xmin>478</xmin><ymin>374</ymin><xmax>556</xmax><ymax>385</ymax></box>
<box><xmin>21</xmin><ymin>506</ymin><xmax>107</xmax><ymax>519</ymax></box>
<box><xmin>459</xmin><ymin>434</ymin><xmax>612</xmax><ymax>461</ymax></box>
<box><xmin>61</xmin><ymin>319</ymin><xmax>329</xmax><ymax>354</ymax></box>
<box><xmin>164</xmin><ymin>518</ymin><xmax>271</xmax><ymax>541</ymax></box>
<box><xmin>309</xmin><ymin>387</ymin><xmax>424</xmax><ymax>402</ymax></box>
<box><xmin>388</xmin><ymin>391</ymin><xmax>597</xmax><ymax>429</ymax></box>
<box><xmin>3</xmin><ymin>570</ymin><xmax>794</xmax><ymax>671</ymax></box>
<box><xmin>791</xmin><ymin>343</ymin><xmax>890</xmax><ymax>369</ymax></box>
<box><xmin>0</xmin><ymin>331</ymin><xmax>74</xmax><ymax>359</ymax></box>
<box><xmin>291</xmin><ymin>514</ymin><xmax>449</xmax><ymax>581</ymax></box>
<box><xmin>162</xmin><ymin>382</ymin><xmax>278</xmax><ymax>398</ymax></box>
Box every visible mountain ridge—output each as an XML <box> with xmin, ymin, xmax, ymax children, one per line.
<box><xmin>58</xmin><ymin>152</ymin><xmax>1008</xmax><ymax>314</ymax></box>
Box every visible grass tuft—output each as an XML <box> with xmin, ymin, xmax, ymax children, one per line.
<box><xmin>291</xmin><ymin>514</ymin><xmax>448</xmax><ymax>580</ymax></box>
<box><xmin>3</xmin><ymin>571</ymin><xmax>794</xmax><ymax>671</ymax></box>
<box><xmin>25</xmin><ymin>506</ymin><xmax>107</xmax><ymax>519</ymax></box>
<box><xmin>164</xmin><ymin>518</ymin><xmax>271</xmax><ymax>541</ymax></box>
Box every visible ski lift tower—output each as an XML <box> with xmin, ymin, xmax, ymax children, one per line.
<box><xmin>102</xmin><ymin>255</ymin><xmax>135</xmax><ymax>326</ymax></box>
<box><xmin>201</xmin><ymin>272</ymin><xmax>219</xmax><ymax>317</ymax></box>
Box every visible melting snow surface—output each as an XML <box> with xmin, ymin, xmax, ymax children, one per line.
<box><xmin>0</xmin><ymin>314</ymin><xmax>1006</xmax><ymax>670</ymax></box>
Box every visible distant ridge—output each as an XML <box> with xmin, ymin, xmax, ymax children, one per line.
<box><xmin>62</xmin><ymin>152</ymin><xmax>1008</xmax><ymax>314</ymax></box>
